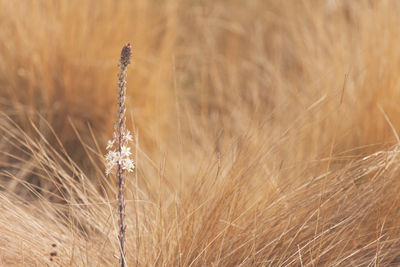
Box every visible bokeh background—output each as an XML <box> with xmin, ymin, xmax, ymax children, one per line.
<box><xmin>2</xmin><ymin>0</ymin><xmax>400</xmax><ymax>265</ymax></box>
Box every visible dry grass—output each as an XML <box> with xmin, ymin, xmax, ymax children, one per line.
<box><xmin>1</xmin><ymin>0</ymin><xmax>400</xmax><ymax>266</ymax></box>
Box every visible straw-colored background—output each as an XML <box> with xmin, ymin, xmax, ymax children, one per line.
<box><xmin>1</xmin><ymin>0</ymin><xmax>400</xmax><ymax>265</ymax></box>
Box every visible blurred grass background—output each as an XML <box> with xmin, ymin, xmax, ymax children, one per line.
<box><xmin>2</xmin><ymin>0</ymin><xmax>400</xmax><ymax>265</ymax></box>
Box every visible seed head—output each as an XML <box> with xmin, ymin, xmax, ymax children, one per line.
<box><xmin>120</xmin><ymin>43</ymin><xmax>132</xmax><ymax>68</ymax></box>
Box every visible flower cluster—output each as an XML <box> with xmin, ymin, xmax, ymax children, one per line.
<box><xmin>105</xmin><ymin>129</ymin><xmax>135</xmax><ymax>176</ymax></box>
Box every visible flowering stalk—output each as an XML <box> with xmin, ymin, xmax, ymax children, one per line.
<box><xmin>105</xmin><ymin>43</ymin><xmax>134</xmax><ymax>267</ymax></box>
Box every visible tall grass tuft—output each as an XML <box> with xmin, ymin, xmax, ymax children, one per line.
<box><xmin>105</xmin><ymin>43</ymin><xmax>134</xmax><ymax>267</ymax></box>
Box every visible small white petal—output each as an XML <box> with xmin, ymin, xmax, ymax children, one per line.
<box><xmin>121</xmin><ymin>146</ymin><xmax>132</xmax><ymax>157</ymax></box>
<box><xmin>124</xmin><ymin>131</ymin><xmax>133</xmax><ymax>142</ymax></box>
<box><xmin>122</xmin><ymin>158</ymin><xmax>135</xmax><ymax>172</ymax></box>
<box><xmin>106</xmin><ymin>140</ymin><xmax>115</xmax><ymax>150</ymax></box>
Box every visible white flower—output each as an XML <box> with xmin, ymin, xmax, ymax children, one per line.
<box><xmin>106</xmin><ymin>139</ymin><xmax>115</xmax><ymax>149</ymax></box>
<box><xmin>106</xmin><ymin>161</ymin><xmax>115</xmax><ymax>176</ymax></box>
<box><xmin>115</xmin><ymin>153</ymin><xmax>123</xmax><ymax>164</ymax></box>
<box><xmin>121</xmin><ymin>146</ymin><xmax>132</xmax><ymax>157</ymax></box>
<box><xmin>105</xmin><ymin>150</ymin><xmax>118</xmax><ymax>176</ymax></box>
<box><xmin>105</xmin><ymin>150</ymin><xmax>116</xmax><ymax>161</ymax></box>
<box><xmin>123</xmin><ymin>158</ymin><xmax>135</xmax><ymax>172</ymax></box>
<box><xmin>124</xmin><ymin>130</ymin><xmax>133</xmax><ymax>142</ymax></box>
